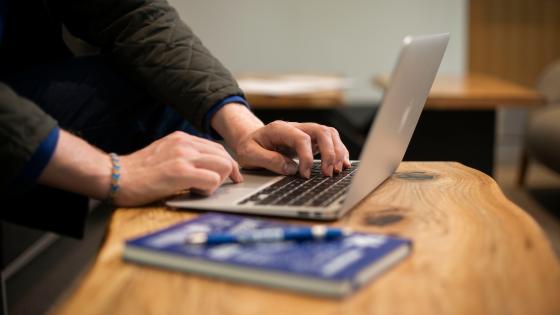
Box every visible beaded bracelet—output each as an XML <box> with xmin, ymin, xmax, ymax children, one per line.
<box><xmin>108</xmin><ymin>153</ymin><xmax>121</xmax><ymax>204</ymax></box>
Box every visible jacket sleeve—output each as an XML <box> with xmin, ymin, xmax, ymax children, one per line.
<box><xmin>0</xmin><ymin>82</ymin><xmax>58</xmax><ymax>187</ymax></box>
<box><xmin>47</xmin><ymin>0</ymin><xmax>245</xmax><ymax>132</ymax></box>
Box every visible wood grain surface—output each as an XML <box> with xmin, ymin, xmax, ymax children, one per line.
<box><xmin>374</xmin><ymin>73</ymin><xmax>545</xmax><ymax>109</ymax></box>
<box><xmin>52</xmin><ymin>162</ymin><xmax>560</xmax><ymax>315</ymax></box>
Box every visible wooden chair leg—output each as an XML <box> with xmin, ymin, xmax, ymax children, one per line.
<box><xmin>517</xmin><ymin>149</ymin><xmax>529</xmax><ymax>187</ymax></box>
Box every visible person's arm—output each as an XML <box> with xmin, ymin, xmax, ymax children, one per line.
<box><xmin>48</xmin><ymin>0</ymin><xmax>245</xmax><ymax>134</ymax></box>
<box><xmin>39</xmin><ymin>129</ymin><xmax>242</xmax><ymax>206</ymax></box>
<box><xmin>0</xmin><ymin>83</ymin><xmax>241</xmax><ymax>206</ymax></box>
<box><xmin>37</xmin><ymin>129</ymin><xmax>112</xmax><ymax>200</ymax></box>
<box><xmin>0</xmin><ymin>83</ymin><xmax>57</xmax><ymax>188</ymax></box>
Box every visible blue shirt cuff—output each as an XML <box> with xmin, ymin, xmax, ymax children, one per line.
<box><xmin>13</xmin><ymin>127</ymin><xmax>60</xmax><ymax>188</ymax></box>
<box><xmin>203</xmin><ymin>96</ymin><xmax>249</xmax><ymax>140</ymax></box>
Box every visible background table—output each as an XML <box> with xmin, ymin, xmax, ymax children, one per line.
<box><xmin>53</xmin><ymin>162</ymin><xmax>560</xmax><ymax>315</ymax></box>
<box><xmin>241</xmin><ymin>73</ymin><xmax>545</xmax><ymax>175</ymax></box>
<box><xmin>374</xmin><ymin>73</ymin><xmax>545</xmax><ymax>175</ymax></box>
<box><xmin>374</xmin><ymin>73</ymin><xmax>545</xmax><ymax>109</ymax></box>
<box><xmin>237</xmin><ymin>74</ymin><xmax>346</xmax><ymax>109</ymax></box>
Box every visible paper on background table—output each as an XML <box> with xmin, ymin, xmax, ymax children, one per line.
<box><xmin>237</xmin><ymin>75</ymin><xmax>352</xmax><ymax>96</ymax></box>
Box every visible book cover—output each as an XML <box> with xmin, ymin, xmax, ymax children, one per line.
<box><xmin>123</xmin><ymin>213</ymin><xmax>411</xmax><ymax>298</ymax></box>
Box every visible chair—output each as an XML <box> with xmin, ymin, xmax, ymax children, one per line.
<box><xmin>518</xmin><ymin>60</ymin><xmax>560</xmax><ymax>185</ymax></box>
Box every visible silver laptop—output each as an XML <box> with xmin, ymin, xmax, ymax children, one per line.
<box><xmin>167</xmin><ymin>33</ymin><xmax>449</xmax><ymax>220</ymax></box>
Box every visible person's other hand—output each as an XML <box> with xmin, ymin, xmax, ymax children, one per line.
<box><xmin>234</xmin><ymin>121</ymin><xmax>351</xmax><ymax>178</ymax></box>
<box><xmin>116</xmin><ymin>131</ymin><xmax>242</xmax><ymax>206</ymax></box>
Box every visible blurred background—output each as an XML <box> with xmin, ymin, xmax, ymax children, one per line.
<box><xmin>2</xmin><ymin>0</ymin><xmax>560</xmax><ymax>314</ymax></box>
<box><xmin>168</xmin><ymin>0</ymin><xmax>560</xmax><ymax>227</ymax></box>
<box><xmin>168</xmin><ymin>0</ymin><xmax>466</xmax><ymax>103</ymax></box>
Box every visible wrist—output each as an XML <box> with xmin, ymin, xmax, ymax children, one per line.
<box><xmin>211</xmin><ymin>103</ymin><xmax>264</xmax><ymax>150</ymax></box>
<box><xmin>38</xmin><ymin>130</ymin><xmax>113</xmax><ymax>200</ymax></box>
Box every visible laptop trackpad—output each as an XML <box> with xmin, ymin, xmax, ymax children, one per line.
<box><xmin>168</xmin><ymin>173</ymin><xmax>282</xmax><ymax>205</ymax></box>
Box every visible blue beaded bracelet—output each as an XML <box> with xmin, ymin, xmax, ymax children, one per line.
<box><xmin>108</xmin><ymin>153</ymin><xmax>121</xmax><ymax>203</ymax></box>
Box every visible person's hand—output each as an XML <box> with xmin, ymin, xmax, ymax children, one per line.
<box><xmin>234</xmin><ymin>121</ymin><xmax>351</xmax><ymax>178</ymax></box>
<box><xmin>210</xmin><ymin>103</ymin><xmax>350</xmax><ymax>178</ymax></box>
<box><xmin>115</xmin><ymin>131</ymin><xmax>243</xmax><ymax>206</ymax></box>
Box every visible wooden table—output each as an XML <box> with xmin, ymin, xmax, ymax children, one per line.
<box><xmin>238</xmin><ymin>74</ymin><xmax>346</xmax><ymax>109</ymax></box>
<box><xmin>374</xmin><ymin>73</ymin><xmax>545</xmax><ymax>109</ymax></box>
<box><xmin>245</xmin><ymin>90</ymin><xmax>344</xmax><ymax>109</ymax></box>
<box><xmin>374</xmin><ymin>73</ymin><xmax>545</xmax><ymax>175</ymax></box>
<box><xmin>53</xmin><ymin>162</ymin><xmax>560</xmax><ymax>315</ymax></box>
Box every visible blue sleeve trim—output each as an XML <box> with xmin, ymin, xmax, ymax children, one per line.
<box><xmin>13</xmin><ymin>127</ymin><xmax>60</xmax><ymax>187</ymax></box>
<box><xmin>203</xmin><ymin>96</ymin><xmax>250</xmax><ymax>140</ymax></box>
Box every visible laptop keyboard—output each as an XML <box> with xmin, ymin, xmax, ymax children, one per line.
<box><xmin>238</xmin><ymin>162</ymin><xmax>358</xmax><ymax>207</ymax></box>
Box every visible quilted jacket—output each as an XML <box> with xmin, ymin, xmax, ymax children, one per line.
<box><xmin>0</xmin><ymin>0</ymin><xmax>245</xmax><ymax>187</ymax></box>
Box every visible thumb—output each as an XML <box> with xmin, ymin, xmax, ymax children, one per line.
<box><xmin>241</xmin><ymin>142</ymin><xmax>298</xmax><ymax>175</ymax></box>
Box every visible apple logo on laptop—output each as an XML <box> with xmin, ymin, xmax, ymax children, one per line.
<box><xmin>397</xmin><ymin>100</ymin><xmax>415</xmax><ymax>134</ymax></box>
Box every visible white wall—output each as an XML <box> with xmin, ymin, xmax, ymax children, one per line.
<box><xmin>169</xmin><ymin>0</ymin><xmax>467</xmax><ymax>104</ymax></box>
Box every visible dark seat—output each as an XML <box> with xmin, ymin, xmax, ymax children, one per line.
<box><xmin>519</xmin><ymin>60</ymin><xmax>560</xmax><ymax>184</ymax></box>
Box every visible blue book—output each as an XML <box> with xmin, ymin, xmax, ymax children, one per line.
<box><xmin>123</xmin><ymin>213</ymin><xmax>412</xmax><ymax>298</ymax></box>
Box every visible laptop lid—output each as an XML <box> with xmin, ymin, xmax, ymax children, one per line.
<box><xmin>340</xmin><ymin>33</ymin><xmax>449</xmax><ymax>213</ymax></box>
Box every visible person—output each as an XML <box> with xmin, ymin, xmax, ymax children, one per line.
<box><xmin>0</xmin><ymin>0</ymin><xmax>350</xmax><ymax>236</ymax></box>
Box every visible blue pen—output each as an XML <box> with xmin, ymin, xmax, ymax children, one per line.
<box><xmin>185</xmin><ymin>226</ymin><xmax>351</xmax><ymax>245</ymax></box>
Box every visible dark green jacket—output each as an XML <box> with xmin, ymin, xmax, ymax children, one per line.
<box><xmin>0</xmin><ymin>0</ymin><xmax>244</xmax><ymax>187</ymax></box>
